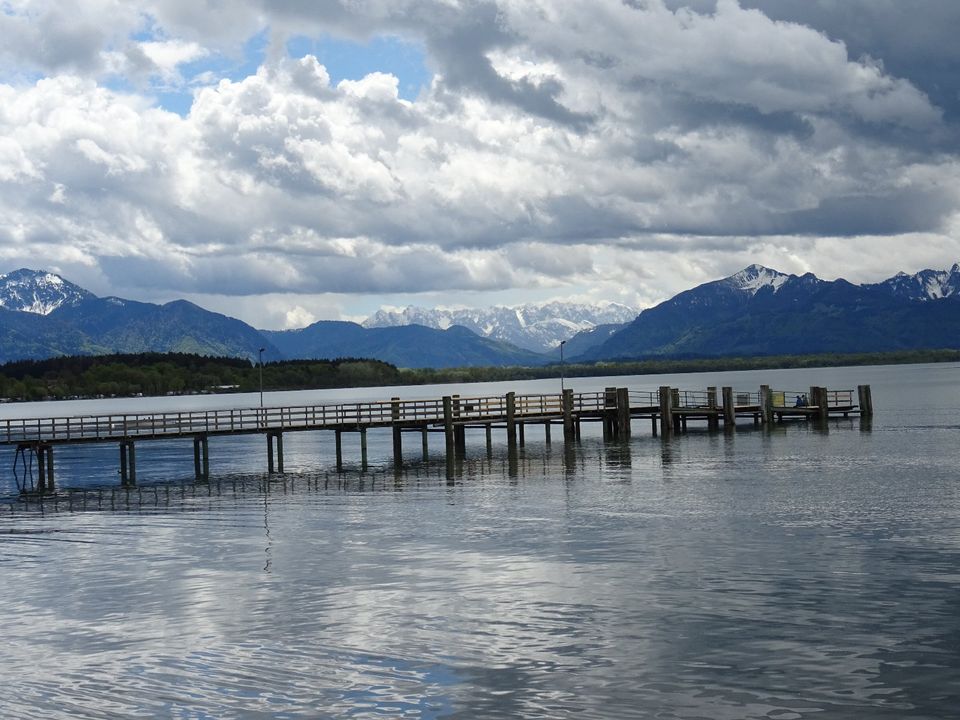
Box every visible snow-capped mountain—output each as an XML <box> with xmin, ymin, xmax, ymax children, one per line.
<box><xmin>0</xmin><ymin>268</ymin><xmax>92</xmax><ymax>314</ymax></box>
<box><xmin>869</xmin><ymin>263</ymin><xmax>960</xmax><ymax>301</ymax></box>
<box><xmin>363</xmin><ymin>301</ymin><xmax>638</xmax><ymax>353</ymax></box>
<box><xmin>724</xmin><ymin>264</ymin><xmax>792</xmax><ymax>295</ymax></box>
<box><xmin>578</xmin><ymin>262</ymin><xmax>960</xmax><ymax>361</ymax></box>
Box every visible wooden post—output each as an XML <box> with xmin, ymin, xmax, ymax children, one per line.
<box><xmin>44</xmin><ymin>446</ymin><xmax>54</xmax><ymax>492</ymax></box>
<box><xmin>707</xmin><ymin>387</ymin><xmax>719</xmax><ymax>431</ymax></box>
<box><xmin>505</xmin><ymin>392</ymin><xmax>517</xmax><ymax>446</ymax></box>
<box><xmin>276</xmin><ymin>432</ymin><xmax>283</xmax><ymax>474</ymax></box>
<box><xmin>562</xmin><ymin>388</ymin><xmax>575</xmax><ymax>442</ymax></box>
<box><xmin>518</xmin><ymin>422</ymin><xmax>525</xmax><ymax>447</ymax></box>
<box><xmin>858</xmin><ymin>385</ymin><xmax>873</xmax><ymax>418</ymax></box>
<box><xmin>391</xmin><ymin>397</ymin><xmax>403</xmax><ymax>466</ymax></box>
<box><xmin>816</xmin><ymin>386</ymin><xmax>829</xmax><ymax>422</ymax></box>
<box><xmin>544</xmin><ymin>422</ymin><xmax>551</xmax><ymax>444</ymax></box>
<box><xmin>194</xmin><ymin>435</ymin><xmax>210</xmax><ymax>480</ymax></box>
<box><xmin>443</xmin><ymin>396</ymin><xmax>455</xmax><ymax>456</ymax></box>
<box><xmin>760</xmin><ymin>385</ymin><xmax>773</xmax><ymax>425</ymax></box>
<box><xmin>267</xmin><ymin>433</ymin><xmax>275</xmax><ymax>474</ymax></box>
<box><xmin>194</xmin><ymin>435</ymin><xmax>202</xmax><ymax>479</ymax></box>
<box><xmin>603</xmin><ymin>387</ymin><xmax>618</xmax><ymax>440</ymax></box>
<box><xmin>421</xmin><ymin>425</ymin><xmax>429</xmax><ymax>461</ymax></box>
<box><xmin>360</xmin><ymin>428</ymin><xmax>368</xmax><ymax>470</ymax></box>
<box><xmin>671</xmin><ymin>388</ymin><xmax>682</xmax><ymax>434</ymax></box>
<box><xmin>722</xmin><ymin>386</ymin><xmax>735</xmax><ymax>426</ymax></box>
<box><xmin>658</xmin><ymin>386</ymin><xmax>673</xmax><ymax>437</ymax></box>
<box><xmin>485</xmin><ymin>423</ymin><xmax>492</xmax><ymax>451</ymax></box>
<box><xmin>35</xmin><ymin>445</ymin><xmax>46</xmax><ymax>493</ymax></box>
<box><xmin>335</xmin><ymin>429</ymin><xmax>343</xmax><ymax>471</ymax></box>
<box><xmin>617</xmin><ymin>387</ymin><xmax>631</xmax><ymax>439</ymax></box>
<box><xmin>119</xmin><ymin>441</ymin><xmax>136</xmax><ymax>487</ymax></box>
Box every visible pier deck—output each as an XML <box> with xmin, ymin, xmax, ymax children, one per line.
<box><xmin>4</xmin><ymin>383</ymin><xmax>872</xmax><ymax>494</ymax></box>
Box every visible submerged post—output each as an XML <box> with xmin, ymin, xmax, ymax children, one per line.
<box><xmin>335</xmin><ymin>429</ymin><xmax>343</xmax><ymax>471</ymax></box>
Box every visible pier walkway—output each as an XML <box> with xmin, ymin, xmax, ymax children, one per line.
<box><xmin>4</xmin><ymin>383</ymin><xmax>872</xmax><ymax>494</ymax></box>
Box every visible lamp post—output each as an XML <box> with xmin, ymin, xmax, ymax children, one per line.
<box><xmin>258</xmin><ymin>347</ymin><xmax>265</xmax><ymax>410</ymax></box>
<box><xmin>560</xmin><ymin>340</ymin><xmax>566</xmax><ymax>393</ymax></box>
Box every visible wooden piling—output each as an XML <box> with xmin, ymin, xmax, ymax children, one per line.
<box><xmin>421</xmin><ymin>425</ymin><xmax>429</xmax><ymax>461</ymax></box>
<box><xmin>506</xmin><ymin>392</ymin><xmax>517</xmax><ymax>446</ymax></box>
<box><xmin>617</xmin><ymin>387</ymin><xmax>631</xmax><ymax>439</ymax></box>
<box><xmin>603</xmin><ymin>387</ymin><xmax>618</xmax><ymax>440</ymax></box>
<box><xmin>816</xmin><ymin>386</ymin><xmax>829</xmax><ymax>422</ymax></box>
<box><xmin>670</xmin><ymin>388</ymin><xmax>682</xmax><ymax>434</ymax></box>
<box><xmin>119</xmin><ymin>441</ymin><xmax>136</xmax><ymax>487</ymax></box>
<box><xmin>391</xmin><ymin>397</ymin><xmax>403</xmax><ymax>466</ymax></box>
<box><xmin>722</xmin><ymin>386</ymin><xmax>735</xmax><ymax>426</ymax></box>
<box><xmin>562</xmin><ymin>388</ymin><xmax>575</xmax><ymax>442</ymax></box>
<box><xmin>760</xmin><ymin>385</ymin><xmax>774</xmax><ymax>425</ymax></box>
<box><xmin>36</xmin><ymin>444</ymin><xmax>54</xmax><ymax>493</ymax></box>
<box><xmin>266</xmin><ymin>431</ymin><xmax>284</xmax><ymax>474</ymax></box>
<box><xmin>544</xmin><ymin>422</ymin><xmax>551</xmax><ymax>444</ymax></box>
<box><xmin>443</xmin><ymin>396</ymin><xmax>455</xmax><ymax>455</ymax></box>
<box><xmin>335</xmin><ymin>429</ymin><xmax>343</xmax><ymax>471</ymax></box>
<box><xmin>857</xmin><ymin>385</ymin><xmax>874</xmax><ymax>418</ymax></box>
<box><xmin>360</xmin><ymin>428</ymin><xmax>368</xmax><ymax>470</ymax></box>
<box><xmin>193</xmin><ymin>435</ymin><xmax>210</xmax><ymax>480</ymax></box>
<box><xmin>707</xmin><ymin>387</ymin><xmax>720</xmax><ymax>431</ymax></box>
<box><xmin>658</xmin><ymin>386</ymin><xmax>673</xmax><ymax>437</ymax></box>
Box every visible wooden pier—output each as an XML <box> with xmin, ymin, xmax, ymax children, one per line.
<box><xmin>4</xmin><ymin>384</ymin><xmax>872</xmax><ymax>494</ymax></box>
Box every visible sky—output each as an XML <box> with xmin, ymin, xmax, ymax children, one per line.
<box><xmin>2</xmin><ymin>0</ymin><xmax>960</xmax><ymax>329</ymax></box>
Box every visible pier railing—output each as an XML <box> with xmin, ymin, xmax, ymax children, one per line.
<box><xmin>0</xmin><ymin>386</ymin><xmax>863</xmax><ymax>446</ymax></box>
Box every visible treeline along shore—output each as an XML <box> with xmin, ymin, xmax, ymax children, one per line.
<box><xmin>0</xmin><ymin>349</ymin><xmax>956</xmax><ymax>403</ymax></box>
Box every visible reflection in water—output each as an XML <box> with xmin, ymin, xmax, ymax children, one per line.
<box><xmin>1</xmin><ymin>366</ymin><xmax>959</xmax><ymax>718</ymax></box>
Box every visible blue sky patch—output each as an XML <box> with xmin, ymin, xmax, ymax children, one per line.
<box><xmin>286</xmin><ymin>34</ymin><xmax>431</xmax><ymax>100</ymax></box>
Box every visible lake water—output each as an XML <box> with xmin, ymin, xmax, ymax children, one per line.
<box><xmin>1</xmin><ymin>363</ymin><xmax>958</xmax><ymax>719</ymax></box>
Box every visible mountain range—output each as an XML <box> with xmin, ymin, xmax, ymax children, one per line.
<box><xmin>3</xmin><ymin>264</ymin><xmax>960</xmax><ymax>368</ymax></box>
<box><xmin>362</xmin><ymin>301</ymin><xmax>637</xmax><ymax>353</ymax></box>
<box><xmin>578</xmin><ymin>263</ymin><xmax>960</xmax><ymax>361</ymax></box>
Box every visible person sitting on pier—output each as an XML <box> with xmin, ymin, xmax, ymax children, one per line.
<box><xmin>794</xmin><ymin>394</ymin><xmax>807</xmax><ymax>407</ymax></box>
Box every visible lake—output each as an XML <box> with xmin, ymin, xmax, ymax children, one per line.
<box><xmin>1</xmin><ymin>363</ymin><xmax>958</xmax><ymax>718</ymax></box>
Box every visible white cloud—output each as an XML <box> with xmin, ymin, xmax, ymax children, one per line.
<box><xmin>0</xmin><ymin>0</ymin><xmax>958</xmax><ymax>328</ymax></box>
